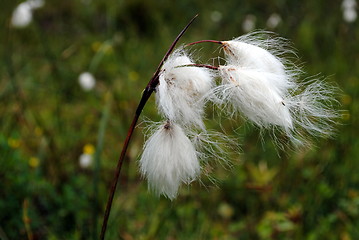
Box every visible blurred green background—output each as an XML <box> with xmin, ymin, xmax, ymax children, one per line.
<box><xmin>1</xmin><ymin>0</ymin><xmax>358</xmax><ymax>239</ymax></box>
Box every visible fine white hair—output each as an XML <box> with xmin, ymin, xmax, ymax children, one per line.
<box><xmin>139</xmin><ymin>121</ymin><xmax>200</xmax><ymax>200</ymax></box>
<box><xmin>137</xmin><ymin>31</ymin><xmax>340</xmax><ymax>200</ymax></box>
<box><xmin>286</xmin><ymin>78</ymin><xmax>340</xmax><ymax>143</ymax></box>
<box><xmin>156</xmin><ymin>49</ymin><xmax>214</xmax><ymax>129</ymax></box>
<box><xmin>210</xmin><ymin>32</ymin><xmax>339</xmax><ymax>145</ymax></box>
<box><xmin>215</xmin><ymin>65</ymin><xmax>293</xmax><ymax>130</ymax></box>
<box><xmin>222</xmin><ymin>31</ymin><xmax>301</xmax><ymax>85</ymax></box>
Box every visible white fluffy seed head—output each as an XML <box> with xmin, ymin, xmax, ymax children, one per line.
<box><xmin>209</xmin><ymin>32</ymin><xmax>340</xmax><ymax>145</ymax></box>
<box><xmin>139</xmin><ymin>121</ymin><xmax>200</xmax><ymax>200</ymax></box>
<box><xmin>223</xmin><ymin>41</ymin><xmax>285</xmax><ymax>75</ymax></box>
<box><xmin>213</xmin><ymin>64</ymin><xmax>339</xmax><ymax>145</ymax></box>
<box><xmin>156</xmin><ymin>49</ymin><xmax>214</xmax><ymax>129</ymax></box>
<box><xmin>216</xmin><ymin>65</ymin><xmax>294</xmax><ymax>130</ymax></box>
<box><xmin>222</xmin><ymin>32</ymin><xmax>301</xmax><ymax>82</ymax></box>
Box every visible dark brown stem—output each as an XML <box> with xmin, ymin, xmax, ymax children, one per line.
<box><xmin>186</xmin><ymin>39</ymin><xmax>222</xmax><ymax>46</ymax></box>
<box><xmin>148</xmin><ymin>14</ymin><xmax>199</xmax><ymax>91</ymax></box>
<box><xmin>99</xmin><ymin>14</ymin><xmax>198</xmax><ymax>240</ymax></box>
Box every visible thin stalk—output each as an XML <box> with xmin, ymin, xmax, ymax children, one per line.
<box><xmin>99</xmin><ymin>14</ymin><xmax>198</xmax><ymax>240</ymax></box>
<box><xmin>177</xmin><ymin>63</ymin><xmax>219</xmax><ymax>71</ymax></box>
<box><xmin>186</xmin><ymin>39</ymin><xmax>222</xmax><ymax>46</ymax></box>
<box><xmin>148</xmin><ymin>14</ymin><xmax>199</xmax><ymax>91</ymax></box>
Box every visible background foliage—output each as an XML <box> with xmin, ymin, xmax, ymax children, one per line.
<box><xmin>1</xmin><ymin>0</ymin><xmax>358</xmax><ymax>239</ymax></box>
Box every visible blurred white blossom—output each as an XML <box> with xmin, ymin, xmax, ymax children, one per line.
<box><xmin>210</xmin><ymin>11</ymin><xmax>222</xmax><ymax>23</ymax></box>
<box><xmin>79</xmin><ymin>153</ymin><xmax>92</xmax><ymax>168</ymax></box>
<box><xmin>342</xmin><ymin>0</ymin><xmax>357</xmax><ymax>9</ymax></box>
<box><xmin>242</xmin><ymin>14</ymin><xmax>256</xmax><ymax>32</ymax></box>
<box><xmin>11</xmin><ymin>3</ymin><xmax>33</xmax><ymax>28</ymax></box>
<box><xmin>342</xmin><ymin>0</ymin><xmax>357</xmax><ymax>22</ymax></box>
<box><xmin>343</xmin><ymin>8</ymin><xmax>357</xmax><ymax>22</ymax></box>
<box><xmin>11</xmin><ymin>0</ymin><xmax>45</xmax><ymax>28</ymax></box>
<box><xmin>79</xmin><ymin>144</ymin><xmax>95</xmax><ymax>168</ymax></box>
<box><xmin>78</xmin><ymin>72</ymin><xmax>96</xmax><ymax>91</ymax></box>
<box><xmin>266</xmin><ymin>13</ymin><xmax>282</xmax><ymax>29</ymax></box>
<box><xmin>27</xmin><ymin>0</ymin><xmax>45</xmax><ymax>9</ymax></box>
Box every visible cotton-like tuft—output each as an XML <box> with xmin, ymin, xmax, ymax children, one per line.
<box><xmin>222</xmin><ymin>32</ymin><xmax>300</xmax><ymax>81</ymax></box>
<box><xmin>216</xmin><ymin>65</ymin><xmax>293</xmax><ymax>130</ymax></box>
<box><xmin>156</xmin><ymin>49</ymin><xmax>214</xmax><ymax>129</ymax></box>
<box><xmin>139</xmin><ymin>121</ymin><xmax>200</xmax><ymax>200</ymax></box>
<box><xmin>213</xmin><ymin>65</ymin><xmax>339</xmax><ymax>145</ymax></box>
<box><xmin>211</xmin><ymin>33</ymin><xmax>340</xmax><ymax>144</ymax></box>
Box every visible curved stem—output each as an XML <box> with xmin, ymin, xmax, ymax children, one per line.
<box><xmin>99</xmin><ymin>14</ymin><xmax>198</xmax><ymax>240</ymax></box>
<box><xmin>99</xmin><ymin>110</ymin><xmax>140</xmax><ymax>240</ymax></box>
<box><xmin>186</xmin><ymin>39</ymin><xmax>222</xmax><ymax>46</ymax></box>
<box><xmin>148</xmin><ymin>14</ymin><xmax>199</xmax><ymax>90</ymax></box>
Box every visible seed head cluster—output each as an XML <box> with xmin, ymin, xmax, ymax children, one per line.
<box><xmin>139</xmin><ymin>32</ymin><xmax>339</xmax><ymax>200</ymax></box>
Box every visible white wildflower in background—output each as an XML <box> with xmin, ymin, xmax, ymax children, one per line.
<box><xmin>242</xmin><ymin>14</ymin><xmax>256</xmax><ymax>32</ymax></box>
<box><xmin>11</xmin><ymin>2</ymin><xmax>33</xmax><ymax>28</ymax></box>
<box><xmin>156</xmin><ymin>49</ymin><xmax>213</xmax><ymax>129</ymax></box>
<box><xmin>11</xmin><ymin>0</ymin><xmax>45</xmax><ymax>28</ymax></box>
<box><xmin>139</xmin><ymin>121</ymin><xmax>200</xmax><ymax>200</ymax></box>
<box><xmin>343</xmin><ymin>9</ymin><xmax>357</xmax><ymax>22</ymax></box>
<box><xmin>79</xmin><ymin>153</ymin><xmax>92</xmax><ymax>168</ymax></box>
<box><xmin>266</xmin><ymin>13</ymin><xmax>282</xmax><ymax>29</ymax></box>
<box><xmin>78</xmin><ymin>72</ymin><xmax>96</xmax><ymax>91</ymax></box>
<box><xmin>210</xmin><ymin>11</ymin><xmax>223</xmax><ymax>23</ymax></box>
<box><xmin>27</xmin><ymin>0</ymin><xmax>45</xmax><ymax>9</ymax></box>
<box><xmin>342</xmin><ymin>0</ymin><xmax>357</xmax><ymax>22</ymax></box>
<box><xmin>79</xmin><ymin>144</ymin><xmax>95</xmax><ymax>168</ymax></box>
<box><xmin>342</xmin><ymin>0</ymin><xmax>357</xmax><ymax>8</ymax></box>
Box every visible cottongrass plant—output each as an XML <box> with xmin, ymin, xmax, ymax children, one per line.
<box><xmin>140</xmin><ymin>121</ymin><xmax>200</xmax><ymax>200</ymax></box>
<box><xmin>155</xmin><ymin>49</ymin><xmax>214</xmax><ymax>129</ymax></box>
<box><xmin>100</xmin><ymin>15</ymin><xmax>339</xmax><ymax>240</ymax></box>
<box><xmin>142</xmin><ymin>31</ymin><xmax>339</xmax><ymax>196</ymax></box>
<box><xmin>187</xmin><ymin>32</ymin><xmax>339</xmax><ymax>145</ymax></box>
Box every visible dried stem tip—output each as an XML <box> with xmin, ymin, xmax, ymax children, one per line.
<box><xmin>186</xmin><ymin>39</ymin><xmax>222</xmax><ymax>46</ymax></box>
